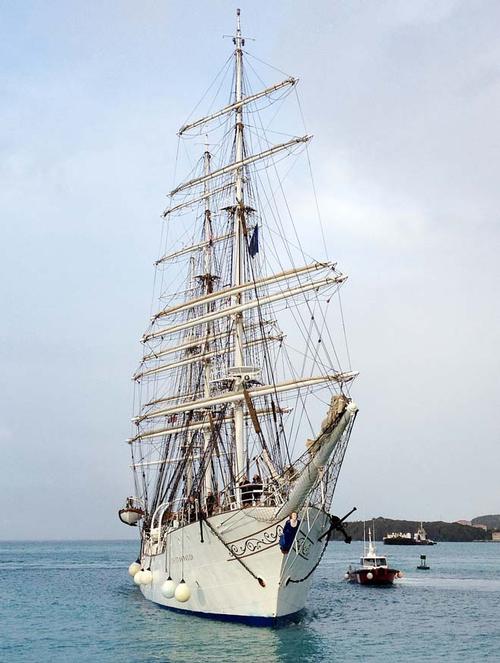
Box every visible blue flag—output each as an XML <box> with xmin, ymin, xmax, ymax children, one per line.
<box><xmin>249</xmin><ymin>224</ymin><xmax>259</xmax><ymax>257</ymax></box>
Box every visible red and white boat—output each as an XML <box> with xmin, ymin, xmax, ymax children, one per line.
<box><xmin>346</xmin><ymin>529</ymin><xmax>401</xmax><ymax>585</ymax></box>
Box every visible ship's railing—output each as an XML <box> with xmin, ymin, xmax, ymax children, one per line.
<box><xmin>142</xmin><ymin>483</ymin><xmax>287</xmax><ymax>556</ymax></box>
<box><xmin>218</xmin><ymin>479</ymin><xmax>285</xmax><ymax>511</ymax></box>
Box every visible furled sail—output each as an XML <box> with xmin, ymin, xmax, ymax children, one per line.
<box><xmin>169</xmin><ymin>136</ymin><xmax>311</xmax><ymax>197</ymax></box>
<box><xmin>178</xmin><ymin>77</ymin><xmax>297</xmax><ymax>135</ymax></box>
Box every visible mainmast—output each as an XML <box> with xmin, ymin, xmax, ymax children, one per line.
<box><xmin>233</xmin><ymin>8</ymin><xmax>246</xmax><ymax>493</ymax></box>
<box><xmin>202</xmin><ymin>140</ymin><xmax>213</xmax><ymax>496</ymax></box>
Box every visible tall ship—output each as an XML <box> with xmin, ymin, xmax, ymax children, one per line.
<box><xmin>119</xmin><ymin>10</ymin><xmax>358</xmax><ymax>624</ymax></box>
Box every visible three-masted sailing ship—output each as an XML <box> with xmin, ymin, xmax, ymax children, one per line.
<box><xmin>119</xmin><ymin>10</ymin><xmax>358</xmax><ymax>624</ymax></box>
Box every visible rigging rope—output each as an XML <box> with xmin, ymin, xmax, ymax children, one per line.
<box><xmin>202</xmin><ymin>518</ymin><xmax>265</xmax><ymax>587</ymax></box>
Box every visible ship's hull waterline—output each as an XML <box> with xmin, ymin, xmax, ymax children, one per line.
<box><xmin>136</xmin><ymin>506</ymin><xmax>331</xmax><ymax>623</ymax></box>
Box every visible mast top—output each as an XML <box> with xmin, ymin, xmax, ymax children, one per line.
<box><xmin>233</xmin><ymin>8</ymin><xmax>244</xmax><ymax>48</ymax></box>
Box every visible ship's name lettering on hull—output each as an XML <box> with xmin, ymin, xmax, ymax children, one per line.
<box><xmin>172</xmin><ymin>554</ymin><xmax>194</xmax><ymax>563</ymax></box>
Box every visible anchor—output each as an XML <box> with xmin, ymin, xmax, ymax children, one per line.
<box><xmin>318</xmin><ymin>506</ymin><xmax>357</xmax><ymax>544</ymax></box>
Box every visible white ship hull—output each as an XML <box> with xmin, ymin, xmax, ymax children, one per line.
<box><xmin>138</xmin><ymin>506</ymin><xmax>331</xmax><ymax>624</ymax></box>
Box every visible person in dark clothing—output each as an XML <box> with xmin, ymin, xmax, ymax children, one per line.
<box><xmin>279</xmin><ymin>512</ymin><xmax>300</xmax><ymax>554</ymax></box>
<box><xmin>252</xmin><ymin>474</ymin><xmax>263</xmax><ymax>504</ymax></box>
<box><xmin>206</xmin><ymin>491</ymin><xmax>217</xmax><ymax>517</ymax></box>
<box><xmin>187</xmin><ymin>495</ymin><xmax>197</xmax><ymax>523</ymax></box>
<box><xmin>240</xmin><ymin>476</ymin><xmax>253</xmax><ymax>506</ymax></box>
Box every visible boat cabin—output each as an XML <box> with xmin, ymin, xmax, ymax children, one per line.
<box><xmin>361</xmin><ymin>556</ymin><xmax>388</xmax><ymax>568</ymax></box>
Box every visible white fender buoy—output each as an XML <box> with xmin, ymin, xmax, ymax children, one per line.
<box><xmin>161</xmin><ymin>578</ymin><xmax>177</xmax><ymax>599</ymax></box>
<box><xmin>134</xmin><ymin>571</ymin><xmax>144</xmax><ymax>585</ymax></box>
<box><xmin>366</xmin><ymin>572</ymin><xmax>373</xmax><ymax>580</ymax></box>
<box><xmin>128</xmin><ymin>562</ymin><xmax>141</xmax><ymax>577</ymax></box>
<box><xmin>141</xmin><ymin>569</ymin><xmax>153</xmax><ymax>585</ymax></box>
<box><xmin>174</xmin><ymin>580</ymin><xmax>191</xmax><ymax>603</ymax></box>
<box><xmin>344</xmin><ymin>573</ymin><xmax>349</xmax><ymax>580</ymax></box>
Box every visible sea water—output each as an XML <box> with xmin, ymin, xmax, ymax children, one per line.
<box><xmin>1</xmin><ymin>540</ymin><xmax>499</xmax><ymax>662</ymax></box>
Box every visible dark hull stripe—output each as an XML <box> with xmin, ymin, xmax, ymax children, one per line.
<box><xmin>153</xmin><ymin>600</ymin><xmax>304</xmax><ymax>627</ymax></box>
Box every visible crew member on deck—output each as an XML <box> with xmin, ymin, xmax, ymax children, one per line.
<box><xmin>240</xmin><ymin>476</ymin><xmax>253</xmax><ymax>506</ymax></box>
<box><xmin>252</xmin><ymin>474</ymin><xmax>263</xmax><ymax>504</ymax></box>
<box><xmin>187</xmin><ymin>495</ymin><xmax>197</xmax><ymax>523</ymax></box>
<box><xmin>206</xmin><ymin>491</ymin><xmax>217</xmax><ymax>517</ymax></box>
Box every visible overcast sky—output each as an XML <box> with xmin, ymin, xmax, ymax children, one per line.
<box><xmin>2</xmin><ymin>0</ymin><xmax>499</xmax><ymax>540</ymax></box>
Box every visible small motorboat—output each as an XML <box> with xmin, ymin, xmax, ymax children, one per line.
<box><xmin>346</xmin><ymin>528</ymin><xmax>401</xmax><ymax>585</ymax></box>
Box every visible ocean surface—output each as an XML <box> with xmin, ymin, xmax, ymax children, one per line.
<box><xmin>1</xmin><ymin>539</ymin><xmax>499</xmax><ymax>662</ymax></box>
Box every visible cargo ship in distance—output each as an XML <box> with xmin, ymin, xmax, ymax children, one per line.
<box><xmin>383</xmin><ymin>523</ymin><xmax>436</xmax><ymax>546</ymax></box>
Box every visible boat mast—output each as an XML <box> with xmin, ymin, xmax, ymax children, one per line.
<box><xmin>233</xmin><ymin>8</ymin><xmax>246</xmax><ymax>493</ymax></box>
<box><xmin>202</xmin><ymin>139</ymin><xmax>213</xmax><ymax>496</ymax></box>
